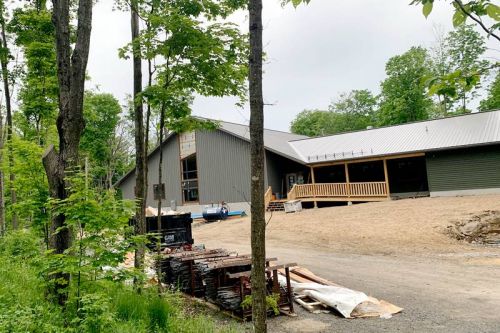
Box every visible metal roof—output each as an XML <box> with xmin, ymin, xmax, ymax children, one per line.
<box><xmin>288</xmin><ymin>110</ymin><xmax>500</xmax><ymax>164</ymax></box>
<box><xmin>114</xmin><ymin>120</ymin><xmax>308</xmax><ymax>186</ymax></box>
<box><xmin>217</xmin><ymin>120</ymin><xmax>308</xmax><ymax>162</ymax></box>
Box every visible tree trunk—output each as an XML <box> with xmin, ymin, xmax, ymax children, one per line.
<box><xmin>0</xmin><ymin>5</ymin><xmax>17</xmax><ymax>229</ymax></box>
<box><xmin>42</xmin><ymin>0</ymin><xmax>93</xmax><ymax>305</ymax></box>
<box><xmin>0</xmin><ymin>104</ymin><xmax>4</xmax><ymax>236</ymax></box>
<box><xmin>155</xmin><ymin>101</ymin><xmax>166</xmax><ymax>295</ymax></box>
<box><xmin>130</xmin><ymin>0</ymin><xmax>146</xmax><ymax>288</ymax></box>
<box><xmin>249</xmin><ymin>0</ymin><xmax>266</xmax><ymax>331</ymax></box>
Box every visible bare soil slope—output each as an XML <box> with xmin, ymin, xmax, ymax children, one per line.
<box><xmin>195</xmin><ymin>195</ymin><xmax>500</xmax><ymax>256</ymax></box>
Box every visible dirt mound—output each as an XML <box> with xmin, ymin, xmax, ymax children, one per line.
<box><xmin>448</xmin><ymin>210</ymin><xmax>500</xmax><ymax>245</ymax></box>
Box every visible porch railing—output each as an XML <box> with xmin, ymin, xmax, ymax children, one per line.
<box><xmin>288</xmin><ymin>182</ymin><xmax>387</xmax><ymax>200</ymax></box>
<box><xmin>264</xmin><ymin>186</ymin><xmax>273</xmax><ymax>208</ymax></box>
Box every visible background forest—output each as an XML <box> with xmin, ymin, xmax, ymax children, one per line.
<box><xmin>0</xmin><ymin>0</ymin><xmax>498</xmax><ymax>332</ymax></box>
<box><xmin>290</xmin><ymin>24</ymin><xmax>500</xmax><ymax>136</ymax></box>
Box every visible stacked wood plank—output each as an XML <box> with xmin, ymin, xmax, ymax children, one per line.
<box><xmin>159</xmin><ymin>247</ymin><xmax>295</xmax><ymax>319</ymax></box>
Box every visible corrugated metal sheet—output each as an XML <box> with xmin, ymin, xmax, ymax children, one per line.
<box><xmin>131</xmin><ymin>137</ymin><xmax>183</xmax><ymax>207</ymax></box>
<box><xmin>426</xmin><ymin>144</ymin><xmax>500</xmax><ymax>192</ymax></box>
<box><xmin>289</xmin><ymin>111</ymin><xmax>500</xmax><ymax>164</ymax></box>
<box><xmin>218</xmin><ymin>121</ymin><xmax>308</xmax><ymax>163</ymax></box>
<box><xmin>196</xmin><ymin>130</ymin><xmax>252</xmax><ymax>204</ymax></box>
<box><xmin>149</xmin><ymin>137</ymin><xmax>183</xmax><ymax>206</ymax></box>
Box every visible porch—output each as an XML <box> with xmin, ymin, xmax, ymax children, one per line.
<box><xmin>265</xmin><ymin>153</ymin><xmax>429</xmax><ymax>210</ymax></box>
<box><xmin>288</xmin><ymin>182</ymin><xmax>388</xmax><ymax>201</ymax></box>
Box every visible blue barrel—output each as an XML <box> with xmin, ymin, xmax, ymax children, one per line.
<box><xmin>202</xmin><ymin>205</ymin><xmax>229</xmax><ymax>222</ymax></box>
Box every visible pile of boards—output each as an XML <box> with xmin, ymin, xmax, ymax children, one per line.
<box><xmin>160</xmin><ymin>248</ymin><xmax>296</xmax><ymax>320</ymax></box>
<box><xmin>278</xmin><ymin>266</ymin><xmax>403</xmax><ymax>319</ymax></box>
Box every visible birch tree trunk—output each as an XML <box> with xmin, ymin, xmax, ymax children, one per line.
<box><xmin>42</xmin><ymin>0</ymin><xmax>93</xmax><ymax>305</ymax></box>
<box><xmin>249</xmin><ymin>0</ymin><xmax>266</xmax><ymax>331</ymax></box>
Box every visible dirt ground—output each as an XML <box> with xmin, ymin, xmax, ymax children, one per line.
<box><xmin>193</xmin><ymin>195</ymin><xmax>500</xmax><ymax>332</ymax></box>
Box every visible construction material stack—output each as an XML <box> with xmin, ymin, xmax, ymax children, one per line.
<box><xmin>160</xmin><ymin>248</ymin><xmax>295</xmax><ymax>320</ymax></box>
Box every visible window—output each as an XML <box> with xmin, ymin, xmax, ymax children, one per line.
<box><xmin>181</xmin><ymin>154</ymin><xmax>198</xmax><ymax>202</ymax></box>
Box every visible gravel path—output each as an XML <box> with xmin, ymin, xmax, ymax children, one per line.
<box><xmin>193</xmin><ymin>195</ymin><xmax>500</xmax><ymax>332</ymax></box>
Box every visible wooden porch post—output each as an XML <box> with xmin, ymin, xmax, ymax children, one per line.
<box><xmin>344</xmin><ymin>163</ymin><xmax>351</xmax><ymax>200</ymax></box>
<box><xmin>383</xmin><ymin>159</ymin><xmax>390</xmax><ymax>199</ymax></box>
<box><xmin>310</xmin><ymin>166</ymin><xmax>317</xmax><ymax>208</ymax></box>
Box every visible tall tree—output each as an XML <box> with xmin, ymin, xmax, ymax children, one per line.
<box><xmin>249</xmin><ymin>0</ymin><xmax>266</xmax><ymax>331</ymax></box>
<box><xmin>9</xmin><ymin>5</ymin><xmax>58</xmax><ymax>145</ymax></box>
<box><xmin>378</xmin><ymin>47</ymin><xmax>432</xmax><ymax>126</ymax></box>
<box><xmin>445</xmin><ymin>24</ymin><xmax>489</xmax><ymax>113</ymax></box>
<box><xmin>42</xmin><ymin>0</ymin><xmax>93</xmax><ymax>305</ymax></box>
<box><xmin>290</xmin><ymin>90</ymin><xmax>377</xmax><ymax>136</ymax></box>
<box><xmin>80</xmin><ymin>92</ymin><xmax>124</xmax><ymax>188</ymax></box>
<box><xmin>129</xmin><ymin>0</ymin><xmax>147</xmax><ymax>289</ymax></box>
<box><xmin>480</xmin><ymin>70</ymin><xmax>500</xmax><ymax>111</ymax></box>
<box><xmin>290</xmin><ymin>109</ymin><xmax>332</xmax><ymax>136</ymax></box>
<box><xmin>0</xmin><ymin>0</ymin><xmax>17</xmax><ymax>229</ymax></box>
<box><xmin>0</xmin><ymin>101</ymin><xmax>4</xmax><ymax>235</ymax></box>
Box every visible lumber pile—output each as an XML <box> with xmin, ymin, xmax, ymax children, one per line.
<box><xmin>160</xmin><ymin>247</ymin><xmax>295</xmax><ymax>320</ymax></box>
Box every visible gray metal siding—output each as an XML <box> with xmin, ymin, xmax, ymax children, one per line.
<box><xmin>118</xmin><ymin>136</ymin><xmax>182</xmax><ymax>207</ymax></box>
<box><xmin>146</xmin><ymin>136</ymin><xmax>183</xmax><ymax>207</ymax></box>
<box><xmin>426</xmin><ymin>144</ymin><xmax>500</xmax><ymax>192</ymax></box>
<box><xmin>196</xmin><ymin>130</ymin><xmax>251</xmax><ymax>204</ymax></box>
<box><xmin>118</xmin><ymin>172</ymin><xmax>135</xmax><ymax>202</ymax></box>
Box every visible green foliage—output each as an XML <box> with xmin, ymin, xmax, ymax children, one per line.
<box><xmin>0</xmin><ymin>229</ymin><xmax>41</xmax><ymax>259</ymax></box>
<box><xmin>119</xmin><ymin>0</ymin><xmax>248</xmax><ymax>136</ymax></box>
<box><xmin>426</xmin><ymin>24</ymin><xmax>490</xmax><ymax>114</ymax></box>
<box><xmin>411</xmin><ymin>0</ymin><xmax>500</xmax><ymax>36</ymax></box>
<box><xmin>378</xmin><ymin>47</ymin><xmax>432</xmax><ymax>125</ymax></box>
<box><xmin>8</xmin><ymin>6</ymin><xmax>58</xmax><ymax>145</ymax></box>
<box><xmin>480</xmin><ymin>71</ymin><xmax>500</xmax><ymax>111</ymax></box>
<box><xmin>46</xmin><ymin>170</ymin><xmax>135</xmax><ymax>285</ymax></box>
<box><xmin>290</xmin><ymin>109</ymin><xmax>332</xmax><ymax>136</ymax></box>
<box><xmin>1</xmin><ymin>137</ymin><xmax>49</xmax><ymax>232</ymax></box>
<box><xmin>0</xmin><ymin>231</ymin><xmax>66</xmax><ymax>333</ymax></box>
<box><xmin>81</xmin><ymin>91</ymin><xmax>133</xmax><ymax>187</ymax></box>
<box><xmin>241</xmin><ymin>293</ymin><xmax>281</xmax><ymax>316</ymax></box>
<box><xmin>147</xmin><ymin>297</ymin><xmax>171</xmax><ymax>332</ymax></box>
<box><xmin>115</xmin><ymin>290</ymin><xmax>148</xmax><ymax>322</ymax></box>
<box><xmin>290</xmin><ymin>90</ymin><xmax>377</xmax><ymax>136</ymax></box>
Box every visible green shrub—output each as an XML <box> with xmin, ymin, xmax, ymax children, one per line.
<box><xmin>147</xmin><ymin>296</ymin><xmax>171</xmax><ymax>332</ymax></box>
<box><xmin>115</xmin><ymin>290</ymin><xmax>147</xmax><ymax>322</ymax></box>
<box><xmin>0</xmin><ymin>229</ymin><xmax>41</xmax><ymax>260</ymax></box>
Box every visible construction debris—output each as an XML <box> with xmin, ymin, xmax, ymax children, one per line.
<box><xmin>448</xmin><ymin>210</ymin><xmax>500</xmax><ymax>245</ymax></box>
<box><xmin>278</xmin><ymin>266</ymin><xmax>402</xmax><ymax>319</ymax></box>
<box><xmin>160</xmin><ymin>248</ymin><xmax>296</xmax><ymax>320</ymax></box>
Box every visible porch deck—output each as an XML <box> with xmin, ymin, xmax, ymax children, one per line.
<box><xmin>288</xmin><ymin>182</ymin><xmax>389</xmax><ymax>202</ymax></box>
<box><xmin>265</xmin><ymin>182</ymin><xmax>389</xmax><ymax>209</ymax></box>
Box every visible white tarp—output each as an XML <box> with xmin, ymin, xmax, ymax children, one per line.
<box><xmin>278</xmin><ymin>275</ymin><xmax>368</xmax><ymax>318</ymax></box>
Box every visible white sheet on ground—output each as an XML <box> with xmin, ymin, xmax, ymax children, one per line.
<box><xmin>278</xmin><ymin>276</ymin><xmax>368</xmax><ymax>318</ymax></box>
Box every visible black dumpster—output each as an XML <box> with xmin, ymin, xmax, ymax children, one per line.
<box><xmin>145</xmin><ymin>213</ymin><xmax>194</xmax><ymax>249</ymax></box>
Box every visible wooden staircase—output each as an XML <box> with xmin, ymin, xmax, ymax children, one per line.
<box><xmin>266</xmin><ymin>200</ymin><xmax>285</xmax><ymax>212</ymax></box>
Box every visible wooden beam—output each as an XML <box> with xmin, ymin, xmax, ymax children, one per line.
<box><xmin>383</xmin><ymin>159</ymin><xmax>390</xmax><ymax>198</ymax></box>
<box><xmin>310</xmin><ymin>166</ymin><xmax>317</xmax><ymax>208</ymax></box>
<box><xmin>344</xmin><ymin>163</ymin><xmax>350</xmax><ymax>198</ymax></box>
<box><xmin>309</xmin><ymin>152</ymin><xmax>425</xmax><ymax>168</ymax></box>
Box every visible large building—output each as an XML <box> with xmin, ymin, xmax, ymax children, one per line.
<box><xmin>116</xmin><ymin>110</ymin><xmax>500</xmax><ymax>212</ymax></box>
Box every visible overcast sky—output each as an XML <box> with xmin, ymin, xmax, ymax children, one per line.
<box><xmin>87</xmin><ymin>0</ymin><xmax>497</xmax><ymax>132</ymax></box>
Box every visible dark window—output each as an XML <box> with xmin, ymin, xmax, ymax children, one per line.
<box><xmin>181</xmin><ymin>154</ymin><xmax>198</xmax><ymax>202</ymax></box>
